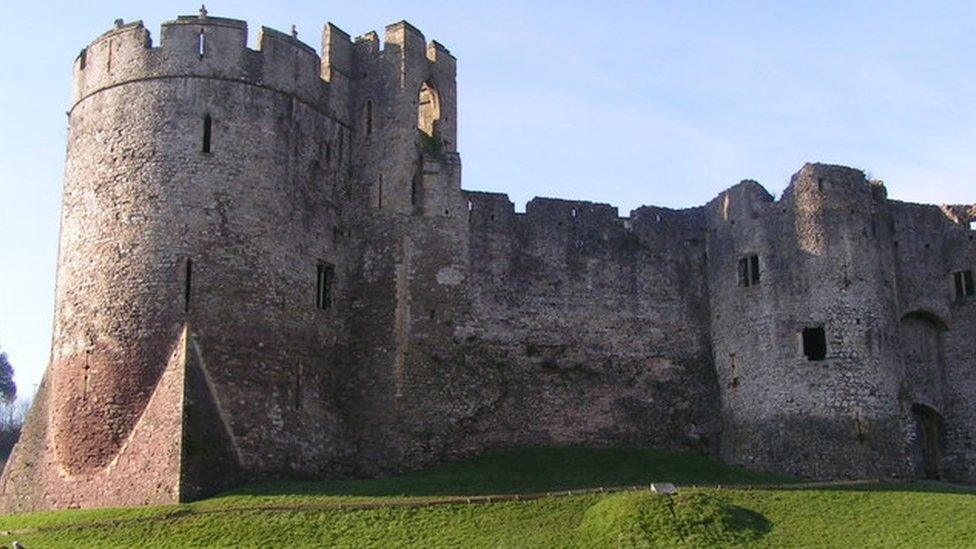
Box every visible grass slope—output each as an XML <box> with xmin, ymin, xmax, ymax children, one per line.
<box><xmin>0</xmin><ymin>447</ymin><xmax>973</xmax><ymax>548</ymax></box>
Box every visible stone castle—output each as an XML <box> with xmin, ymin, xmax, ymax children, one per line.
<box><xmin>2</xmin><ymin>10</ymin><xmax>975</xmax><ymax>512</ymax></box>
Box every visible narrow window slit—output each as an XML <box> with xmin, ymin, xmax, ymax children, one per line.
<box><xmin>365</xmin><ymin>100</ymin><xmax>373</xmax><ymax>136</ymax></box>
<box><xmin>202</xmin><ymin>114</ymin><xmax>212</xmax><ymax>153</ymax></box>
<box><xmin>198</xmin><ymin>30</ymin><xmax>206</xmax><ymax>59</ymax></box>
<box><xmin>316</xmin><ymin>262</ymin><xmax>335</xmax><ymax>310</ymax></box>
<box><xmin>183</xmin><ymin>259</ymin><xmax>193</xmax><ymax>312</ymax></box>
<box><xmin>83</xmin><ymin>350</ymin><xmax>92</xmax><ymax>401</ymax></box>
<box><xmin>295</xmin><ymin>362</ymin><xmax>303</xmax><ymax>410</ymax></box>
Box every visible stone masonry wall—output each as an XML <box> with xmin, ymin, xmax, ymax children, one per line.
<box><xmin>2</xmin><ymin>11</ymin><xmax>975</xmax><ymax>513</ymax></box>
<box><xmin>889</xmin><ymin>201</ymin><xmax>976</xmax><ymax>481</ymax></box>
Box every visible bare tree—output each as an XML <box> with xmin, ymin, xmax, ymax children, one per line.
<box><xmin>0</xmin><ymin>351</ymin><xmax>15</xmax><ymax>404</ymax></box>
<box><xmin>0</xmin><ymin>397</ymin><xmax>29</xmax><ymax>462</ymax></box>
<box><xmin>0</xmin><ymin>351</ymin><xmax>24</xmax><ymax>462</ymax></box>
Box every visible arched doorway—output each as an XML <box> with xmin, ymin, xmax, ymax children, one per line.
<box><xmin>911</xmin><ymin>403</ymin><xmax>944</xmax><ymax>479</ymax></box>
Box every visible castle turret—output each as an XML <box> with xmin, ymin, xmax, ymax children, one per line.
<box><xmin>707</xmin><ymin>164</ymin><xmax>908</xmax><ymax>478</ymax></box>
<box><xmin>1</xmin><ymin>13</ymin><xmax>352</xmax><ymax>511</ymax></box>
<box><xmin>349</xmin><ymin>21</ymin><xmax>461</xmax><ymax>216</ymax></box>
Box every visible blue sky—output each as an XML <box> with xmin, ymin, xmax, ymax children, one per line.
<box><xmin>1</xmin><ymin>1</ymin><xmax>975</xmax><ymax>397</ymax></box>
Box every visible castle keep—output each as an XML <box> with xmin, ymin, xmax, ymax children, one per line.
<box><xmin>2</xmin><ymin>11</ymin><xmax>975</xmax><ymax>512</ymax></box>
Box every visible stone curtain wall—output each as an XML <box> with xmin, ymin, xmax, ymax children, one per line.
<box><xmin>2</xmin><ymin>11</ymin><xmax>975</xmax><ymax>513</ymax></box>
<box><xmin>455</xmin><ymin>195</ymin><xmax>718</xmax><ymax>454</ymax></box>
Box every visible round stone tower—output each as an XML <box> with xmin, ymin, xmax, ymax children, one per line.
<box><xmin>707</xmin><ymin>164</ymin><xmax>910</xmax><ymax>479</ymax></box>
<box><xmin>1</xmin><ymin>13</ymin><xmax>352</xmax><ymax>510</ymax></box>
<box><xmin>60</xmin><ymin>13</ymin><xmax>354</xmax><ymax>471</ymax></box>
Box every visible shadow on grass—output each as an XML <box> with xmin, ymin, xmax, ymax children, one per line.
<box><xmin>214</xmin><ymin>446</ymin><xmax>794</xmax><ymax>500</ymax></box>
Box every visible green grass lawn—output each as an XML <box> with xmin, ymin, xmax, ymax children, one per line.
<box><xmin>1</xmin><ymin>447</ymin><xmax>973</xmax><ymax>548</ymax></box>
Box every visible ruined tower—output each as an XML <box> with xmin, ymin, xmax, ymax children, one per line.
<box><xmin>707</xmin><ymin>166</ymin><xmax>906</xmax><ymax>478</ymax></box>
<box><xmin>2</xmin><ymin>10</ymin><xmax>975</xmax><ymax>514</ymax></box>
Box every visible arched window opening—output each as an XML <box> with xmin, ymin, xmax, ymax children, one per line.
<box><xmin>418</xmin><ymin>81</ymin><xmax>440</xmax><ymax>137</ymax></box>
<box><xmin>364</xmin><ymin>99</ymin><xmax>373</xmax><ymax>136</ymax></box>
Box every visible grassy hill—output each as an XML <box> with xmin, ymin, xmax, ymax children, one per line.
<box><xmin>1</xmin><ymin>447</ymin><xmax>973</xmax><ymax>547</ymax></box>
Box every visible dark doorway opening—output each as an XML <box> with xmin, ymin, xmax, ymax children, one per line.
<box><xmin>911</xmin><ymin>403</ymin><xmax>943</xmax><ymax>480</ymax></box>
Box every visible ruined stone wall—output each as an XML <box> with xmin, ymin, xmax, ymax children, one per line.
<box><xmin>708</xmin><ymin>165</ymin><xmax>910</xmax><ymax>479</ymax></box>
<box><xmin>339</xmin><ymin>186</ymin><xmax>719</xmax><ymax>473</ymax></box>
<box><xmin>889</xmin><ymin>201</ymin><xmax>976</xmax><ymax>481</ymax></box>
<box><xmin>451</xmin><ymin>194</ymin><xmax>718</xmax><ymax>453</ymax></box>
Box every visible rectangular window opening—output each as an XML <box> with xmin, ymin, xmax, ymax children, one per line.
<box><xmin>198</xmin><ymin>30</ymin><xmax>206</xmax><ymax>59</ymax></box>
<box><xmin>738</xmin><ymin>254</ymin><xmax>760</xmax><ymax>287</ymax></box>
<box><xmin>802</xmin><ymin>326</ymin><xmax>827</xmax><ymax>361</ymax></box>
<box><xmin>316</xmin><ymin>262</ymin><xmax>335</xmax><ymax>310</ymax></box>
<box><xmin>954</xmin><ymin>270</ymin><xmax>975</xmax><ymax>299</ymax></box>
<box><xmin>202</xmin><ymin>114</ymin><xmax>212</xmax><ymax>153</ymax></box>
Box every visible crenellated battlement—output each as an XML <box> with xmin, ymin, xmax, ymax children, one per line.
<box><xmin>345</xmin><ymin>20</ymin><xmax>456</xmax><ymax>76</ymax></box>
<box><xmin>72</xmin><ymin>15</ymin><xmax>331</xmax><ymax>115</ymax></box>
<box><xmin>72</xmin><ymin>13</ymin><xmax>455</xmax><ymax>129</ymax></box>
